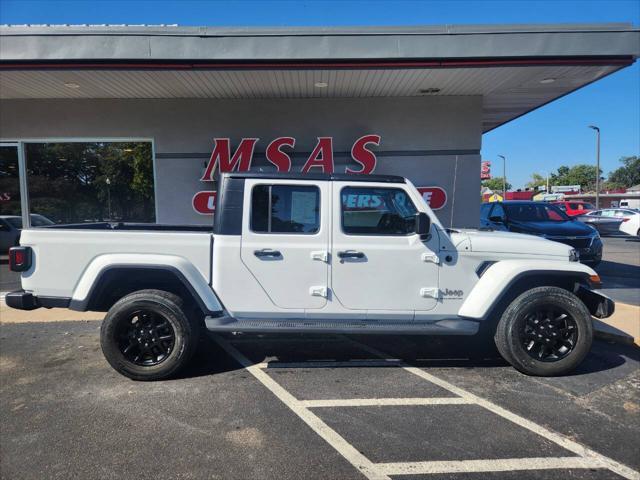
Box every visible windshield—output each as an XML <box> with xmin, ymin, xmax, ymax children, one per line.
<box><xmin>504</xmin><ymin>203</ymin><xmax>570</xmax><ymax>222</ymax></box>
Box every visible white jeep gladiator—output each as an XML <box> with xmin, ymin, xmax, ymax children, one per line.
<box><xmin>7</xmin><ymin>173</ymin><xmax>614</xmax><ymax>380</ymax></box>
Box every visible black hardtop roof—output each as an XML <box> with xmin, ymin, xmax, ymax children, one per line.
<box><xmin>223</xmin><ymin>172</ymin><xmax>406</xmax><ymax>183</ymax></box>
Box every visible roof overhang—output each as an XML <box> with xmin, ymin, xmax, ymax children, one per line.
<box><xmin>1</xmin><ymin>23</ymin><xmax>638</xmax><ymax>132</ymax></box>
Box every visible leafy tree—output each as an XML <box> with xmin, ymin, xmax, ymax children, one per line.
<box><xmin>549</xmin><ymin>164</ymin><xmax>601</xmax><ymax>192</ymax></box>
<box><xmin>482</xmin><ymin>177</ymin><xmax>512</xmax><ymax>192</ymax></box>
<box><xmin>526</xmin><ymin>173</ymin><xmax>548</xmax><ymax>189</ymax></box>
<box><xmin>607</xmin><ymin>156</ymin><xmax>640</xmax><ymax>189</ymax></box>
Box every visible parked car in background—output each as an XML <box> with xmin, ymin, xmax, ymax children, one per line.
<box><xmin>481</xmin><ymin>201</ymin><xmax>602</xmax><ymax>266</ymax></box>
<box><xmin>0</xmin><ymin>214</ymin><xmax>55</xmax><ymax>252</ymax></box>
<box><xmin>583</xmin><ymin>209</ymin><xmax>640</xmax><ymax>237</ymax></box>
<box><xmin>576</xmin><ymin>213</ymin><xmax>624</xmax><ymax>236</ymax></box>
<box><xmin>619</xmin><ymin>199</ymin><xmax>640</xmax><ymax>209</ymax></box>
<box><xmin>552</xmin><ymin>200</ymin><xmax>595</xmax><ymax>217</ymax></box>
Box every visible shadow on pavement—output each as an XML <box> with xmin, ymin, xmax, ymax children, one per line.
<box><xmin>596</xmin><ymin>260</ymin><xmax>640</xmax><ymax>281</ymax></box>
<box><xmin>175</xmin><ymin>331</ymin><xmax>634</xmax><ymax>379</ymax></box>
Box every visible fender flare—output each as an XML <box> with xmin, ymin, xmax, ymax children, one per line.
<box><xmin>458</xmin><ymin>260</ymin><xmax>595</xmax><ymax>320</ymax></box>
<box><xmin>69</xmin><ymin>254</ymin><xmax>223</xmax><ymax>313</ymax></box>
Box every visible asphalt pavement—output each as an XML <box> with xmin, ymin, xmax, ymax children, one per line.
<box><xmin>1</xmin><ymin>322</ymin><xmax>638</xmax><ymax>480</ymax></box>
<box><xmin>595</xmin><ymin>237</ymin><xmax>640</xmax><ymax>306</ymax></box>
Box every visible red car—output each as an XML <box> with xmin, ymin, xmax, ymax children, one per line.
<box><xmin>552</xmin><ymin>201</ymin><xmax>595</xmax><ymax>217</ymax></box>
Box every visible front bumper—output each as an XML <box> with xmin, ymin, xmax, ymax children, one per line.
<box><xmin>5</xmin><ymin>290</ymin><xmax>70</xmax><ymax>310</ymax></box>
<box><xmin>578</xmin><ymin>238</ymin><xmax>603</xmax><ymax>263</ymax></box>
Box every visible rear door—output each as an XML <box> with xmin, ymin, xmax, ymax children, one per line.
<box><xmin>330</xmin><ymin>182</ymin><xmax>440</xmax><ymax>319</ymax></box>
<box><xmin>240</xmin><ymin>179</ymin><xmax>330</xmax><ymax>310</ymax></box>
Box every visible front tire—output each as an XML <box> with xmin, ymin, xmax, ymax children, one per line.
<box><xmin>100</xmin><ymin>289</ymin><xmax>200</xmax><ymax>381</ymax></box>
<box><xmin>494</xmin><ymin>286</ymin><xmax>592</xmax><ymax>376</ymax></box>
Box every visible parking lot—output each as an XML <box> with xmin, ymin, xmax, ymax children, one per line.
<box><xmin>1</xmin><ymin>321</ymin><xmax>639</xmax><ymax>480</ymax></box>
<box><xmin>1</xmin><ymin>236</ymin><xmax>639</xmax><ymax>480</ymax></box>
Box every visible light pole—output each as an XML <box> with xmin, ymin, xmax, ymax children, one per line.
<box><xmin>105</xmin><ymin>177</ymin><xmax>112</xmax><ymax>220</ymax></box>
<box><xmin>588</xmin><ymin>125</ymin><xmax>600</xmax><ymax>208</ymax></box>
<box><xmin>541</xmin><ymin>171</ymin><xmax>550</xmax><ymax>193</ymax></box>
<box><xmin>498</xmin><ymin>155</ymin><xmax>506</xmax><ymax>197</ymax></box>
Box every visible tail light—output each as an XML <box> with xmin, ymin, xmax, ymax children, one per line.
<box><xmin>621</xmin><ymin>218</ymin><xmax>630</xmax><ymax>222</ymax></box>
<box><xmin>9</xmin><ymin>246</ymin><xmax>32</xmax><ymax>272</ymax></box>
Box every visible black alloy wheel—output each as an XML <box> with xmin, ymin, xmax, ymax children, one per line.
<box><xmin>520</xmin><ymin>307</ymin><xmax>578</xmax><ymax>362</ymax></box>
<box><xmin>116</xmin><ymin>309</ymin><xmax>176</xmax><ymax>366</ymax></box>
<box><xmin>494</xmin><ymin>286</ymin><xmax>593</xmax><ymax>376</ymax></box>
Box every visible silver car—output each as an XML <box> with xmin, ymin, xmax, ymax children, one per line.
<box><xmin>0</xmin><ymin>214</ymin><xmax>54</xmax><ymax>253</ymax></box>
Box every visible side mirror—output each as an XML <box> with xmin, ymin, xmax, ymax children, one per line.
<box><xmin>489</xmin><ymin>215</ymin><xmax>505</xmax><ymax>223</ymax></box>
<box><xmin>415</xmin><ymin>212</ymin><xmax>431</xmax><ymax>240</ymax></box>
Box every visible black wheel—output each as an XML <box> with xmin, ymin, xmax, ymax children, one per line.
<box><xmin>494</xmin><ymin>286</ymin><xmax>593</xmax><ymax>376</ymax></box>
<box><xmin>100</xmin><ymin>289</ymin><xmax>200</xmax><ymax>381</ymax></box>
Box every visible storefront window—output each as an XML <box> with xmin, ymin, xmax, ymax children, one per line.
<box><xmin>25</xmin><ymin>142</ymin><xmax>155</xmax><ymax>224</ymax></box>
<box><xmin>0</xmin><ymin>145</ymin><xmax>21</xmax><ymax>216</ymax></box>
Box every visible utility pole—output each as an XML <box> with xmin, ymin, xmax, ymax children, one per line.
<box><xmin>588</xmin><ymin>125</ymin><xmax>600</xmax><ymax>209</ymax></box>
<box><xmin>498</xmin><ymin>155</ymin><xmax>506</xmax><ymax>197</ymax></box>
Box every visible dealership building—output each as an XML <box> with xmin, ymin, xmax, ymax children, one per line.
<box><xmin>0</xmin><ymin>23</ymin><xmax>638</xmax><ymax>227</ymax></box>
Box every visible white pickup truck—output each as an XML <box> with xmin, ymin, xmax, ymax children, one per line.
<box><xmin>7</xmin><ymin>173</ymin><xmax>614</xmax><ymax>380</ymax></box>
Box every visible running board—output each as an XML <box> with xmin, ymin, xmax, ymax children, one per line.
<box><xmin>204</xmin><ymin>316</ymin><xmax>479</xmax><ymax>335</ymax></box>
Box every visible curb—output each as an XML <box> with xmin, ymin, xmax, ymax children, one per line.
<box><xmin>592</xmin><ymin>301</ymin><xmax>640</xmax><ymax>347</ymax></box>
<box><xmin>593</xmin><ymin>320</ymin><xmax>637</xmax><ymax>347</ymax></box>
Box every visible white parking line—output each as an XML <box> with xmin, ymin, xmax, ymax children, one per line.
<box><xmin>301</xmin><ymin>397</ymin><xmax>472</xmax><ymax>407</ymax></box>
<box><xmin>257</xmin><ymin>359</ymin><xmax>402</xmax><ymax>369</ymax></box>
<box><xmin>350</xmin><ymin>339</ymin><xmax>640</xmax><ymax>480</ymax></box>
<box><xmin>376</xmin><ymin>457</ymin><xmax>604</xmax><ymax>475</ymax></box>
<box><xmin>215</xmin><ymin>334</ymin><xmax>640</xmax><ymax>480</ymax></box>
<box><xmin>214</xmin><ymin>336</ymin><xmax>389</xmax><ymax>480</ymax></box>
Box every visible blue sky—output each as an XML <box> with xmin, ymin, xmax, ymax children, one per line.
<box><xmin>1</xmin><ymin>0</ymin><xmax>638</xmax><ymax>188</ymax></box>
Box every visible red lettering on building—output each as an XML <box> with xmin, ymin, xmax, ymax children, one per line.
<box><xmin>192</xmin><ymin>191</ymin><xmax>217</xmax><ymax>215</ymax></box>
<box><xmin>301</xmin><ymin>137</ymin><xmax>334</xmax><ymax>173</ymax></box>
<box><xmin>265</xmin><ymin>137</ymin><xmax>295</xmax><ymax>172</ymax></box>
<box><xmin>200</xmin><ymin>138</ymin><xmax>259</xmax><ymax>180</ymax></box>
<box><xmin>417</xmin><ymin>186</ymin><xmax>447</xmax><ymax>210</ymax></box>
<box><xmin>346</xmin><ymin>134</ymin><xmax>380</xmax><ymax>174</ymax></box>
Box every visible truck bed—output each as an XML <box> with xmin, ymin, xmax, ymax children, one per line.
<box><xmin>19</xmin><ymin>227</ymin><xmax>213</xmax><ymax>299</ymax></box>
<box><xmin>41</xmin><ymin>222</ymin><xmax>212</xmax><ymax>232</ymax></box>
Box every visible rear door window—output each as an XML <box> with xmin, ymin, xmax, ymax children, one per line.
<box><xmin>251</xmin><ymin>185</ymin><xmax>320</xmax><ymax>234</ymax></box>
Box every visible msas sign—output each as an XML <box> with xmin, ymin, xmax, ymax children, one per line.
<box><xmin>193</xmin><ymin>135</ymin><xmax>448</xmax><ymax>215</ymax></box>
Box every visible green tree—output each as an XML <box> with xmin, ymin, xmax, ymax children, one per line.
<box><xmin>607</xmin><ymin>156</ymin><xmax>640</xmax><ymax>189</ymax></box>
<box><xmin>482</xmin><ymin>177</ymin><xmax>512</xmax><ymax>192</ymax></box>
<box><xmin>550</xmin><ymin>164</ymin><xmax>601</xmax><ymax>192</ymax></box>
<box><xmin>526</xmin><ymin>173</ymin><xmax>547</xmax><ymax>189</ymax></box>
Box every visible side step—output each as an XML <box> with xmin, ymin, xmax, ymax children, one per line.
<box><xmin>204</xmin><ymin>316</ymin><xmax>479</xmax><ymax>335</ymax></box>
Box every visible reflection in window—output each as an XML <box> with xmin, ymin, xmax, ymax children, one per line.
<box><xmin>251</xmin><ymin>185</ymin><xmax>320</xmax><ymax>234</ymax></box>
<box><xmin>341</xmin><ymin>187</ymin><xmax>417</xmax><ymax>235</ymax></box>
<box><xmin>26</xmin><ymin>142</ymin><xmax>155</xmax><ymax>224</ymax></box>
<box><xmin>0</xmin><ymin>146</ymin><xmax>20</xmax><ymax>216</ymax></box>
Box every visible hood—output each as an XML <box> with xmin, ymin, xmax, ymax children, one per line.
<box><xmin>507</xmin><ymin>219</ymin><xmax>595</xmax><ymax>237</ymax></box>
<box><xmin>450</xmin><ymin>229</ymin><xmax>572</xmax><ymax>258</ymax></box>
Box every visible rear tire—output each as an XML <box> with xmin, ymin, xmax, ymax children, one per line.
<box><xmin>100</xmin><ymin>289</ymin><xmax>200</xmax><ymax>381</ymax></box>
<box><xmin>494</xmin><ymin>286</ymin><xmax>592</xmax><ymax>376</ymax></box>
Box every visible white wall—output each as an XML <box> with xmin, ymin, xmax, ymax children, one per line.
<box><xmin>0</xmin><ymin>96</ymin><xmax>482</xmax><ymax>227</ymax></box>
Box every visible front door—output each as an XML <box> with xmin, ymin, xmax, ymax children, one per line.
<box><xmin>330</xmin><ymin>182</ymin><xmax>440</xmax><ymax>319</ymax></box>
<box><xmin>240</xmin><ymin>179</ymin><xmax>330</xmax><ymax>310</ymax></box>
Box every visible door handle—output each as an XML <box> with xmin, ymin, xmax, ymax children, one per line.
<box><xmin>254</xmin><ymin>249</ymin><xmax>281</xmax><ymax>258</ymax></box>
<box><xmin>337</xmin><ymin>250</ymin><xmax>365</xmax><ymax>259</ymax></box>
